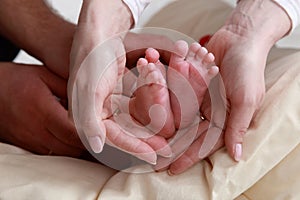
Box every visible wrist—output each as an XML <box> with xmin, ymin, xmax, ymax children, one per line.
<box><xmin>79</xmin><ymin>0</ymin><xmax>133</xmax><ymax>39</ymax></box>
<box><xmin>225</xmin><ymin>0</ymin><xmax>291</xmax><ymax>48</ymax></box>
<box><xmin>70</xmin><ymin>0</ymin><xmax>133</xmax><ymax>72</ymax></box>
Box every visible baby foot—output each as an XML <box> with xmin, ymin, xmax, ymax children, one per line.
<box><xmin>168</xmin><ymin>40</ymin><xmax>219</xmax><ymax>129</ymax></box>
<box><xmin>129</xmin><ymin>49</ymin><xmax>175</xmax><ymax>139</ymax></box>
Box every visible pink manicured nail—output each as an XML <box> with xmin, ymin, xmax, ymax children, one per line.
<box><xmin>234</xmin><ymin>144</ymin><xmax>242</xmax><ymax>161</ymax></box>
<box><xmin>88</xmin><ymin>136</ymin><xmax>104</xmax><ymax>153</ymax></box>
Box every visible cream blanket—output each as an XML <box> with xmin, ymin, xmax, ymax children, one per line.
<box><xmin>1</xmin><ymin>0</ymin><xmax>299</xmax><ymax>199</ymax></box>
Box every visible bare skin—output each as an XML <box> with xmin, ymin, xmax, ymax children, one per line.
<box><xmin>69</xmin><ymin>1</ymin><xmax>172</xmax><ymax>164</ymax></box>
<box><xmin>0</xmin><ymin>0</ymin><xmax>74</xmax><ymax>79</ymax></box>
<box><xmin>0</xmin><ymin>0</ymin><xmax>84</xmax><ymax>157</ymax></box>
<box><xmin>167</xmin><ymin>0</ymin><xmax>292</xmax><ymax>175</ymax></box>
<box><xmin>168</xmin><ymin>41</ymin><xmax>219</xmax><ymax>129</ymax></box>
<box><xmin>130</xmin><ymin>41</ymin><xmax>218</xmax><ymax>140</ymax></box>
<box><xmin>129</xmin><ymin>49</ymin><xmax>175</xmax><ymax>139</ymax></box>
<box><xmin>0</xmin><ymin>63</ymin><xmax>84</xmax><ymax>157</ymax></box>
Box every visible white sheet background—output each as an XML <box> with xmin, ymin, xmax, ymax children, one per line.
<box><xmin>3</xmin><ymin>1</ymin><xmax>300</xmax><ymax>200</ymax></box>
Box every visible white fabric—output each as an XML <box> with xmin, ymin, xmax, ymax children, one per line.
<box><xmin>122</xmin><ymin>0</ymin><xmax>151</xmax><ymax>25</ymax></box>
<box><xmin>272</xmin><ymin>0</ymin><xmax>300</xmax><ymax>31</ymax></box>
<box><xmin>125</xmin><ymin>0</ymin><xmax>300</xmax><ymax>32</ymax></box>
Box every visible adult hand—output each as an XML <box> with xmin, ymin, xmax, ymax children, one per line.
<box><xmin>204</xmin><ymin>29</ymin><xmax>266</xmax><ymax>161</ymax></box>
<box><xmin>156</xmin><ymin>87</ymin><xmax>226</xmax><ymax>174</ymax></box>
<box><xmin>199</xmin><ymin>0</ymin><xmax>291</xmax><ymax>162</ymax></box>
<box><xmin>163</xmin><ymin>30</ymin><xmax>267</xmax><ymax>174</ymax></box>
<box><xmin>68</xmin><ymin>0</ymin><xmax>172</xmax><ymax>164</ymax></box>
<box><xmin>0</xmin><ymin>63</ymin><xmax>84</xmax><ymax>157</ymax></box>
<box><xmin>158</xmin><ymin>0</ymin><xmax>292</xmax><ymax>174</ymax></box>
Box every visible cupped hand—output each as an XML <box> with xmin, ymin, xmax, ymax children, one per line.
<box><xmin>198</xmin><ymin>0</ymin><xmax>291</xmax><ymax>162</ymax></box>
<box><xmin>204</xmin><ymin>27</ymin><xmax>267</xmax><ymax>161</ymax></box>
<box><xmin>0</xmin><ymin>63</ymin><xmax>84</xmax><ymax>157</ymax></box>
<box><xmin>158</xmin><ymin>26</ymin><xmax>269</xmax><ymax>174</ymax></box>
<box><xmin>69</xmin><ymin>29</ymin><xmax>171</xmax><ymax>164</ymax></box>
<box><xmin>155</xmin><ymin>91</ymin><xmax>225</xmax><ymax>175</ymax></box>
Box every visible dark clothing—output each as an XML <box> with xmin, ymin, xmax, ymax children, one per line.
<box><xmin>0</xmin><ymin>36</ymin><xmax>20</xmax><ymax>62</ymax></box>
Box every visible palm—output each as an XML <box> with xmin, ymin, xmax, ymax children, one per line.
<box><xmin>206</xmin><ymin>28</ymin><xmax>267</xmax><ymax>158</ymax></box>
<box><xmin>69</xmin><ymin>36</ymin><xmax>171</xmax><ymax>165</ymax></box>
<box><xmin>165</xmin><ymin>28</ymin><xmax>271</xmax><ymax>174</ymax></box>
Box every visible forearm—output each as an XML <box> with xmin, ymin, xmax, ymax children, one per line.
<box><xmin>70</xmin><ymin>0</ymin><xmax>133</xmax><ymax>71</ymax></box>
<box><xmin>78</xmin><ymin>0</ymin><xmax>133</xmax><ymax>40</ymax></box>
<box><xmin>0</xmin><ymin>0</ymin><xmax>75</xmax><ymax>78</ymax></box>
<box><xmin>272</xmin><ymin>0</ymin><xmax>300</xmax><ymax>31</ymax></box>
<box><xmin>225</xmin><ymin>0</ymin><xmax>291</xmax><ymax>48</ymax></box>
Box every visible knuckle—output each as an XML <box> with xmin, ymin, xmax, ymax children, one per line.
<box><xmin>232</xmin><ymin>93</ymin><xmax>262</xmax><ymax>108</ymax></box>
<box><xmin>181</xmin><ymin>153</ymin><xmax>198</xmax><ymax>166</ymax></box>
<box><xmin>82</xmin><ymin>117</ymin><xmax>97</xmax><ymax>129</ymax></box>
<box><xmin>109</xmin><ymin>127</ymin><xmax>123</xmax><ymax>144</ymax></box>
<box><xmin>227</xmin><ymin>125</ymin><xmax>247</xmax><ymax>137</ymax></box>
<box><xmin>237</xmin><ymin>128</ymin><xmax>247</xmax><ymax>136</ymax></box>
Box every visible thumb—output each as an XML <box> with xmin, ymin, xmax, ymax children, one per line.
<box><xmin>68</xmin><ymin>38</ymin><xmax>123</xmax><ymax>153</ymax></box>
<box><xmin>69</xmin><ymin>72</ymin><xmax>107</xmax><ymax>153</ymax></box>
<box><xmin>225</xmin><ymin>103</ymin><xmax>255</xmax><ymax>161</ymax></box>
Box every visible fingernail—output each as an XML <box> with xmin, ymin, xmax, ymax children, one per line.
<box><xmin>136</xmin><ymin>153</ymin><xmax>157</xmax><ymax>165</ymax></box>
<box><xmin>88</xmin><ymin>136</ymin><xmax>104</xmax><ymax>153</ymax></box>
<box><xmin>156</xmin><ymin>146</ymin><xmax>173</xmax><ymax>158</ymax></box>
<box><xmin>153</xmin><ymin>157</ymin><xmax>172</xmax><ymax>171</ymax></box>
<box><xmin>167</xmin><ymin>169</ymin><xmax>175</xmax><ymax>176</ymax></box>
<box><xmin>198</xmin><ymin>146</ymin><xmax>209</xmax><ymax>159</ymax></box>
<box><xmin>234</xmin><ymin>144</ymin><xmax>242</xmax><ymax>161</ymax></box>
<box><xmin>198</xmin><ymin>149</ymin><xmax>206</xmax><ymax>159</ymax></box>
<box><xmin>154</xmin><ymin>166</ymin><xmax>169</xmax><ymax>173</ymax></box>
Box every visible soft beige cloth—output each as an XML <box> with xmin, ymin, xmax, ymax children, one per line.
<box><xmin>0</xmin><ymin>143</ymin><xmax>116</xmax><ymax>200</ymax></box>
<box><xmin>1</xmin><ymin>0</ymin><xmax>299</xmax><ymax>199</ymax></box>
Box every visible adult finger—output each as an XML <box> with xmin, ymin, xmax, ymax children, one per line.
<box><xmin>112</xmin><ymin>112</ymin><xmax>172</xmax><ymax>158</ymax></box>
<box><xmin>12</xmin><ymin>128</ymin><xmax>84</xmax><ymax>158</ymax></box>
<box><xmin>44</xmin><ymin>97</ymin><xmax>84</xmax><ymax>149</ymax></box>
<box><xmin>43</xmin><ymin>129</ymin><xmax>85</xmax><ymax>157</ymax></box>
<box><xmin>103</xmin><ymin>93</ymin><xmax>173</xmax><ymax>159</ymax></box>
<box><xmin>143</xmin><ymin>135</ymin><xmax>173</xmax><ymax>158</ymax></box>
<box><xmin>104</xmin><ymin>119</ymin><xmax>157</xmax><ymax>165</ymax></box>
<box><xmin>155</xmin><ymin>119</ymin><xmax>209</xmax><ymax>171</ymax></box>
<box><xmin>39</xmin><ymin>66</ymin><xmax>68</xmax><ymax>98</ymax></box>
<box><xmin>224</xmin><ymin>101</ymin><xmax>256</xmax><ymax>161</ymax></box>
<box><xmin>69</xmin><ymin>38</ymin><xmax>124</xmax><ymax>154</ymax></box>
<box><xmin>169</xmin><ymin>128</ymin><xmax>224</xmax><ymax>175</ymax></box>
<box><xmin>198</xmin><ymin>75</ymin><xmax>227</xmax><ymax>158</ymax></box>
<box><xmin>40</xmin><ymin>68</ymin><xmax>84</xmax><ymax>149</ymax></box>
